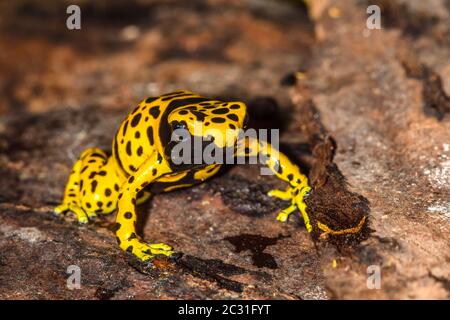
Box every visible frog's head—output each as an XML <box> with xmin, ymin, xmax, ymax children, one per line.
<box><xmin>166</xmin><ymin>100</ymin><xmax>248</xmax><ymax>167</ymax></box>
<box><xmin>168</xmin><ymin>101</ymin><xmax>248</xmax><ymax>149</ymax></box>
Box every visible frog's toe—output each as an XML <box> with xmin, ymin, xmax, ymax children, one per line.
<box><xmin>145</xmin><ymin>246</ymin><xmax>174</xmax><ymax>257</ymax></box>
<box><xmin>148</xmin><ymin>243</ymin><xmax>173</xmax><ymax>251</ymax></box>
<box><xmin>121</xmin><ymin>238</ymin><xmax>176</xmax><ymax>261</ymax></box>
<box><xmin>54</xmin><ymin>204</ymin><xmax>69</xmax><ymax>215</ymax></box>
<box><xmin>86</xmin><ymin>211</ymin><xmax>97</xmax><ymax>221</ymax></box>
<box><xmin>132</xmin><ymin>241</ymin><xmax>175</xmax><ymax>261</ymax></box>
<box><xmin>276</xmin><ymin>203</ymin><xmax>297</xmax><ymax>222</ymax></box>
<box><xmin>77</xmin><ymin>215</ymin><xmax>89</xmax><ymax>224</ymax></box>
<box><xmin>66</xmin><ymin>204</ymin><xmax>90</xmax><ymax>224</ymax></box>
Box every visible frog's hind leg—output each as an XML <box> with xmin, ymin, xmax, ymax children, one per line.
<box><xmin>55</xmin><ymin>147</ymin><xmax>121</xmax><ymax>223</ymax></box>
<box><xmin>54</xmin><ymin>156</ymin><xmax>87</xmax><ymax>222</ymax></box>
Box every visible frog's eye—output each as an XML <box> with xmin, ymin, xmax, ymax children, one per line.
<box><xmin>170</xmin><ymin>120</ymin><xmax>186</xmax><ymax>130</ymax></box>
<box><xmin>304</xmin><ymin>189</ymin><xmax>312</xmax><ymax>198</ymax></box>
<box><xmin>170</xmin><ymin>121</ymin><xmax>190</xmax><ymax>142</ymax></box>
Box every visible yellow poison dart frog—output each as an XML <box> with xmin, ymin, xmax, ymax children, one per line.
<box><xmin>55</xmin><ymin>90</ymin><xmax>365</xmax><ymax>261</ymax></box>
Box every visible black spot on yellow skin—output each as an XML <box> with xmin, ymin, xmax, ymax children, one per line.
<box><xmin>90</xmin><ymin>153</ymin><xmax>105</xmax><ymax>159</ymax></box>
<box><xmin>227</xmin><ymin>114</ymin><xmax>238</xmax><ymax>121</ymax></box>
<box><xmin>129</xmin><ymin>232</ymin><xmax>137</xmax><ymax>240</ymax></box>
<box><xmin>98</xmin><ymin>170</ymin><xmax>107</xmax><ymax>176</ymax></box>
<box><xmin>161</xmin><ymin>92</ymin><xmax>191</xmax><ymax>101</ymax></box>
<box><xmin>129</xmin><ymin>165</ymin><xmax>137</xmax><ymax>172</ymax></box>
<box><xmin>211</xmin><ymin>117</ymin><xmax>226</xmax><ymax>123</ymax></box>
<box><xmin>106</xmin><ymin>201</ymin><xmax>112</xmax><ymax>207</ymax></box>
<box><xmin>137</xmin><ymin>146</ymin><xmax>143</xmax><ymax>156</ymax></box>
<box><xmin>179</xmin><ymin>110</ymin><xmax>188</xmax><ymax>115</ymax></box>
<box><xmin>191</xmin><ymin>110</ymin><xmax>207</xmax><ymax>121</ymax></box>
<box><xmin>128</xmin><ymin>177</ymin><xmax>134</xmax><ymax>183</ymax></box>
<box><xmin>131</xmin><ymin>113</ymin><xmax>142</xmax><ymax>127</ymax></box>
<box><xmin>135</xmin><ymin>131</ymin><xmax>140</xmax><ymax>139</ymax></box>
<box><xmin>287</xmin><ymin>174</ymin><xmax>294</xmax><ymax>181</ymax></box>
<box><xmin>114</xmin><ymin>184</ymin><xmax>120</xmax><ymax>192</ymax></box>
<box><xmin>145</xmin><ymin>97</ymin><xmax>157</xmax><ymax>103</ymax></box>
<box><xmin>276</xmin><ymin>162</ymin><xmax>283</xmax><ymax>174</ymax></box>
<box><xmin>152</xmin><ymin>168</ymin><xmax>157</xmax><ymax>176</ymax></box>
<box><xmin>230</xmin><ymin>104</ymin><xmax>240</xmax><ymax>109</ymax></box>
<box><xmin>149</xmin><ymin>106</ymin><xmax>160</xmax><ymax>118</ymax></box>
<box><xmin>124</xmin><ymin>212</ymin><xmax>133</xmax><ymax>219</ymax></box>
<box><xmin>212</xmin><ymin>108</ymin><xmax>229</xmax><ymax>114</ymax></box>
<box><xmin>105</xmin><ymin>188</ymin><xmax>112</xmax><ymax>197</ymax></box>
<box><xmin>97</xmin><ymin>201</ymin><xmax>103</xmax><ymax>207</ymax></box>
<box><xmin>91</xmin><ymin>180</ymin><xmax>98</xmax><ymax>193</ymax></box>
<box><xmin>126</xmin><ymin>141</ymin><xmax>132</xmax><ymax>156</ymax></box>
<box><xmin>79</xmin><ymin>180</ymin><xmax>84</xmax><ymax>190</ymax></box>
<box><xmin>88</xmin><ymin>159</ymin><xmax>96</xmax><ymax>163</ymax></box>
<box><xmin>81</xmin><ymin>166</ymin><xmax>88</xmax><ymax>174</ymax></box>
<box><xmin>229</xmin><ymin>123</ymin><xmax>236</xmax><ymax>129</ymax></box>
<box><xmin>147</xmin><ymin>126</ymin><xmax>154</xmax><ymax>145</ymax></box>
<box><xmin>122</xmin><ymin>120</ymin><xmax>129</xmax><ymax>137</ymax></box>
<box><xmin>112</xmin><ymin>223</ymin><xmax>121</xmax><ymax>232</ymax></box>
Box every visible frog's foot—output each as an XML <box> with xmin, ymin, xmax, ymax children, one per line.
<box><xmin>268</xmin><ymin>185</ymin><xmax>313</xmax><ymax>232</ymax></box>
<box><xmin>274</xmin><ymin>203</ymin><xmax>294</xmax><ymax>222</ymax></box>
<box><xmin>54</xmin><ymin>203</ymin><xmax>69</xmax><ymax>215</ymax></box>
<box><xmin>125</xmin><ymin>239</ymin><xmax>175</xmax><ymax>262</ymax></box>
<box><xmin>54</xmin><ymin>203</ymin><xmax>91</xmax><ymax>224</ymax></box>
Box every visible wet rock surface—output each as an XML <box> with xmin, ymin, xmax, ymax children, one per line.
<box><xmin>0</xmin><ymin>0</ymin><xmax>449</xmax><ymax>299</ymax></box>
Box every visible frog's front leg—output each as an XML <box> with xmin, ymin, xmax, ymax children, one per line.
<box><xmin>235</xmin><ymin>137</ymin><xmax>313</xmax><ymax>231</ymax></box>
<box><xmin>55</xmin><ymin>148</ymin><xmax>121</xmax><ymax>223</ymax></box>
<box><xmin>115</xmin><ymin>152</ymin><xmax>174</xmax><ymax>261</ymax></box>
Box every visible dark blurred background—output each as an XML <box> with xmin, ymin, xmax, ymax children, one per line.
<box><xmin>0</xmin><ymin>0</ymin><xmax>314</xmax><ymax>115</ymax></box>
